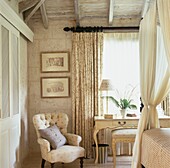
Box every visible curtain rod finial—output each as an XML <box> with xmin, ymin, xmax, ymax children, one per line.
<box><xmin>63</xmin><ymin>27</ymin><xmax>70</xmax><ymax>32</ymax></box>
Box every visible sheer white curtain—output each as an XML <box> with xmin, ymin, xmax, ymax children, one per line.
<box><xmin>158</xmin><ymin>0</ymin><xmax>170</xmax><ymax>116</ymax></box>
<box><xmin>103</xmin><ymin>33</ymin><xmax>140</xmax><ymax>113</ymax></box>
<box><xmin>157</xmin><ymin>0</ymin><xmax>170</xmax><ymax>67</ymax></box>
<box><xmin>132</xmin><ymin>1</ymin><xmax>170</xmax><ymax>167</ymax></box>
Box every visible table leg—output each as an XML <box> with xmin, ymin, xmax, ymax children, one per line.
<box><xmin>93</xmin><ymin>127</ymin><xmax>99</xmax><ymax>163</ymax></box>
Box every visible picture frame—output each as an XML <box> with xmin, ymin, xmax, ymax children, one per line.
<box><xmin>41</xmin><ymin>52</ymin><xmax>69</xmax><ymax>73</ymax></box>
<box><xmin>41</xmin><ymin>77</ymin><xmax>70</xmax><ymax>98</ymax></box>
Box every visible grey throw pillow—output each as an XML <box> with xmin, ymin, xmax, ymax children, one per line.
<box><xmin>39</xmin><ymin>125</ymin><xmax>67</xmax><ymax>149</ymax></box>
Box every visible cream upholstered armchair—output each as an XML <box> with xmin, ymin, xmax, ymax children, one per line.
<box><xmin>33</xmin><ymin>112</ymin><xmax>85</xmax><ymax>168</ymax></box>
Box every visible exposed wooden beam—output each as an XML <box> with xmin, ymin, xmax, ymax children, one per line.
<box><xmin>74</xmin><ymin>0</ymin><xmax>80</xmax><ymax>26</ymax></box>
<box><xmin>24</xmin><ymin>0</ymin><xmax>46</xmax><ymax>23</ymax></box>
<box><xmin>141</xmin><ymin>0</ymin><xmax>151</xmax><ymax>18</ymax></box>
<box><xmin>19</xmin><ymin>0</ymin><xmax>39</xmax><ymax>13</ymax></box>
<box><xmin>109</xmin><ymin>0</ymin><xmax>115</xmax><ymax>25</ymax></box>
<box><xmin>40</xmin><ymin>3</ymin><xmax>49</xmax><ymax>29</ymax></box>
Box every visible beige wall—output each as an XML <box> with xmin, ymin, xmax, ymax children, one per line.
<box><xmin>28</xmin><ymin>20</ymin><xmax>73</xmax><ymax>153</ymax></box>
<box><xmin>27</xmin><ymin>18</ymin><xmax>109</xmax><ymax>153</ymax></box>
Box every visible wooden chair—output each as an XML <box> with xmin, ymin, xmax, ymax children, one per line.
<box><xmin>112</xmin><ymin>128</ymin><xmax>137</xmax><ymax>168</ymax></box>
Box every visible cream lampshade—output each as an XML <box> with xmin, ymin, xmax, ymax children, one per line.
<box><xmin>99</xmin><ymin>79</ymin><xmax>113</xmax><ymax>115</ymax></box>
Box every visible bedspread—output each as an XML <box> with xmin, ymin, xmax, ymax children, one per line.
<box><xmin>141</xmin><ymin>128</ymin><xmax>170</xmax><ymax>168</ymax></box>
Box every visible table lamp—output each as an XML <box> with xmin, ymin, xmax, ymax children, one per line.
<box><xmin>99</xmin><ymin>79</ymin><xmax>113</xmax><ymax>115</ymax></box>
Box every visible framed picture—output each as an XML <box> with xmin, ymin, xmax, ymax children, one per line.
<box><xmin>41</xmin><ymin>52</ymin><xmax>69</xmax><ymax>72</ymax></box>
<box><xmin>41</xmin><ymin>77</ymin><xmax>70</xmax><ymax>98</ymax></box>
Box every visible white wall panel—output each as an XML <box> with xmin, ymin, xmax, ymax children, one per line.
<box><xmin>0</xmin><ymin>15</ymin><xmax>20</xmax><ymax>168</ymax></box>
<box><xmin>0</xmin><ymin>130</ymin><xmax>10</xmax><ymax>168</ymax></box>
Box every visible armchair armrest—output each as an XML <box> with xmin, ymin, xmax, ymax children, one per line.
<box><xmin>37</xmin><ymin>138</ymin><xmax>51</xmax><ymax>152</ymax></box>
<box><xmin>64</xmin><ymin>133</ymin><xmax>82</xmax><ymax>146</ymax></box>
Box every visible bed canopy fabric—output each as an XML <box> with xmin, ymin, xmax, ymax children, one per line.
<box><xmin>132</xmin><ymin>0</ymin><xmax>170</xmax><ymax>167</ymax></box>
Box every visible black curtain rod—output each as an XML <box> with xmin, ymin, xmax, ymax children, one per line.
<box><xmin>63</xmin><ymin>26</ymin><xmax>139</xmax><ymax>32</ymax></box>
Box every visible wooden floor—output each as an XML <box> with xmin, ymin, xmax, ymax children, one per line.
<box><xmin>22</xmin><ymin>153</ymin><xmax>131</xmax><ymax>168</ymax></box>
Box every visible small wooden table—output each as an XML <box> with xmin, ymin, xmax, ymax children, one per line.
<box><xmin>93</xmin><ymin>115</ymin><xmax>170</xmax><ymax>163</ymax></box>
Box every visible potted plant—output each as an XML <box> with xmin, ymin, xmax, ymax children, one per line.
<box><xmin>102</xmin><ymin>85</ymin><xmax>138</xmax><ymax>118</ymax></box>
<box><xmin>108</xmin><ymin>97</ymin><xmax>137</xmax><ymax>110</ymax></box>
<box><xmin>108</xmin><ymin>97</ymin><xmax>137</xmax><ymax>118</ymax></box>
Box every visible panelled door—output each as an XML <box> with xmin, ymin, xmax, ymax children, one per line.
<box><xmin>0</xmin><ymin>15</ymin><xmax>20</xmax><ymax>168</ymax></box>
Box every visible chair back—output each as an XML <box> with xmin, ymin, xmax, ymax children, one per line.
<box><xmin>33</xmin><ymin>112</ymin><xmax>69</xmax><ymax>138</ymax></box>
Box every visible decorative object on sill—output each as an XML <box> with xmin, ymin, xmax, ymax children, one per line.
<box><xmin>99</xmin><ymin>79</ymin><xmax>113</xmax><ymax>114</ymax></box>
<box><xmin>104</xmin><ymin>114</ymin><xmax>113</xmax><ymax>119</ymax></box>
<box><xmin>126</xmin><ymin>113</ymin><xmax>137</xmax><ymax>117</ymax></box>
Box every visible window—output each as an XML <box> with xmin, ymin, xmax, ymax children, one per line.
<box><xmin>102</xmin><ymin>33</ymin><xmax>140</xmax><ymax>114</ymax></box>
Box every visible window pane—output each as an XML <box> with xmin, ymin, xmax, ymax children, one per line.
<box><xmin>103</xmin><ymin>33</ymin><xmax>140</xmax><ymax>113</ymax></box>
<box><xmin>11</xmin><ymin>33</ymin><xmax>19</xmax><ymax>115</ymax></box>
<box><xmin>2</xmin><ymin>26</ymin><xmax>10</xmax><ymax>118</ymax></box>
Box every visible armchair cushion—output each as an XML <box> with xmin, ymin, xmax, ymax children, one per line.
<box><xmin>39</xmin><ymin>125</ymin><xmax>67</xmax><ymax>149</ymax></box>
<box><xmin>64</xmin><ymin>133</ymin><xmax>82</xmax><ymax>146</ymax></box>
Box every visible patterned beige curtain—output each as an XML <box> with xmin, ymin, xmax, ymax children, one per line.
<box><xmin>71</xmin><ymin>32</ymin><xmax>103</xmax><ymax>157</ymax></box>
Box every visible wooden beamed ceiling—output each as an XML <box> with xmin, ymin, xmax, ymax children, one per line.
<box><xmin>109</xmin><ymin>0</ymin><xmax>114</xmax><ymax>25</ymax></box>
<box><xmin>19</xmin><ymin>0</ymin><xmax>154</xmax><ymax>29</ymax></box>
<box><xmin>19</xmin><ymin>0</ymin><xmax>39</xmax><ymax>13</ymax></box>
<box><xmin>19</xmin><ymin>0</ymin><xmax>49</xmax><ymax>28</ymax></box>
<box><xmin>74</xmin><ymin>0</ymin><xmax>80</xmax><ymax>26</ymax></box>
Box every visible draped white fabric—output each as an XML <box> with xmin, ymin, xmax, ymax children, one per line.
<box><xmin>132</xmin><ymin>1</ymin><xmax>170</xmax><ymax>167</ymax></box>
<box><xmin>157</xmin><ymin>0</ymin><xmax>170</xmax><ymax>67</ymax></box>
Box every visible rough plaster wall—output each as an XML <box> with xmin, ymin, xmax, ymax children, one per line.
<box><xmin>20</xmin><ymin>35</ymin><xmax>29</xmax><ymax>162</ymax></box>
<box><xmin>28</xmin><ymin>20</ymin><xmax>73</xmax><ymax>153</ymax></box>
<box><xmin>27</xmin><ymin>18</ymin><xmax>108</xmax><ymax>153</ymax></box>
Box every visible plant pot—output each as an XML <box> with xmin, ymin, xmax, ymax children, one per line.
<box><xmin>120</xmin><ymin>109</ymin><xmax>126</xmax><ymax>118</ymax></box>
